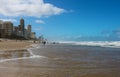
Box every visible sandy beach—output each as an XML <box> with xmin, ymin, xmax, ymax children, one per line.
<box><xmin>0</xmin><ymin>40</ymin><xmax>33</xmax><ymax>51</ymax></box>
<box><xmin>0</xmin><ymin>42</ymin><xmax>120</xmax><ymax>77</ymax></box>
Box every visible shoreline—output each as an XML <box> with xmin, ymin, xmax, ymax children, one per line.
<box><xmin>0</xmin><ymin>43</ymin><xmax>120</xmax><ymax>77</ymax></box>
<box><xmin>0</xmin><ymin>40</ymin><xmax>40</xmax><ymax>62</ymax></box>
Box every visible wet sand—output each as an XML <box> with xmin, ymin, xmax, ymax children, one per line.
<box><xmin>0</xmin><ymin>44</ymin><xmax>120</xmax><ymax>77</ymax></box>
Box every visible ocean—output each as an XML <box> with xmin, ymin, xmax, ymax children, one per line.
<box><xmin>0</xmin><ymin>41</ymin><xmax>120</xmax><ymax>77</ymax></box>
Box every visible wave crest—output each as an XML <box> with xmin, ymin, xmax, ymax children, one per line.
<box><xmin>59</xmin><ymin>41</ymin><xmax>120</xmax><ymax>48</ymax></box>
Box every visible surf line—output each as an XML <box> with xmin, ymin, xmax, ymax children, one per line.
<box><xmin>0</xmin><ymin>49</ymin><xmax>43</xmax><ymax>63</ymax></box>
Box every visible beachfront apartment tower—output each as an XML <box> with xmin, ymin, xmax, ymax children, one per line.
<box><xmin>0</xmin><ymin>20</ymin><xmax>4</xmax><ymax>38</ymax></box>
<box><xmin>27</xmin><ymin>25</ymin><xmax>31</xmax><ymax>33</ymax></box>
<box><xmin>31</xmin><ymin>32</ymin><xmax>36</xmax><ymax>39</ymax></box>
<box><xmin>26</xmin><ymin>25</ymin><xmax>32</xmax><ymax>38</ymax></box>
<box><xmin>0</xmin><ymin>18</ymin><xmax>36</xmax><ymax>39</ymax></box>
<box><xmin>19</xmin><ymin>18</ymin><xmax>25</xmax><ymax>36</ymax></box>
<box><xmin>2</xmin><ymin>21</ymin><xmax>13</xmax><ymax>37</ymax></box>
<box><xmin>0</xmin><ymin>20</ymin><xmax>3</xmax><ymax>29</ymax></box>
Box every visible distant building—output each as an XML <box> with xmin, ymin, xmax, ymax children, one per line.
<box><xmin>0</xmin><ymin>29</ymin><xmax>5</xmax><ymax>38</ymax></box>
<box><xmin>2</xmin><ymin>21</ymin><xmax>13</xmax><ymax>37</ymax></box>
<box><xmin>27</xmin><ymin>25</ymin><xmax>31</xmax><ymax>32</ymax></box>
<box><xmin>24</xmin><ymin>29</ymin><xmax>28</xmax><ymax>39</ymax></box>
<box><xmin>13</xmin><ymin>26</ymin><xmax>19</xmax><ymax>36</ymax></box>
<box><xmin>26</xmin><ymin>25</ymin><xmax>31</xmax><ymax>38</ymax></box>
<box><xmin>19</xmin><ymin>18</ymin><xmax>25</xmax><ymax>36</ymax></box>
<box><xmin>31</xmin><ymin>32</ymin><xmax>36</xmax><ymax>39</ymax></box>
<box><xmin>0</xmin><ymin>20</ymin><xmax>4</xmax><ymax>38</ymax></box>
<box><xmin>0</xmin><ymin>18</ymin><xmax>36</xmax><ymax>39</ymax></box>
<box><xmin>0</xmin><ymin>20</ymin><xmax>3</xmax><ymax>29</ymax></box>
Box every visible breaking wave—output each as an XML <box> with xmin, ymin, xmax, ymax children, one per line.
<box><xmin>59</xmin><ymin>41</ymin><xmax>120</xmax><ymax>48</ymax></box>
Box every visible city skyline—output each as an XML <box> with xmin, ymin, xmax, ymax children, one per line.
<box><xmin>0</xmin><ymin>0</ymin><xmax>120</xmax><ymax>41</ymax></box>
<box><xmin>0</xmin><ymin>18</ymin><xmax>36</xmax><ymax>39</ymax></box>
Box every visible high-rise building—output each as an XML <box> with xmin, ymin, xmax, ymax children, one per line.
<box><xmin>20</xmin><ymin>18</ymin><xmax>25</xmax><ymax>36</ymax></box>
<box><xmin>26</xmin><ymin>25</ymin><xmax>32</xmax><ymax>39</ymax></box>
<box><xmin>0</xmin><ymin>18</ymin><xmax>36</xmax><ymax>39</ymax></box>
<box><xmin>13</xmin><ymin>26</ymin><xmax>19</xmax><ymax>36</ymax></box>
<box><xmin>27</xmin><ymin>25</ymin><xmax>31</xmax><ymax>33</ymax></box>
<box><xmin>2</xmin><ymin>21</ymin><xmax>13</xmax><ymax>37</ymax></box>
<box><xmin>0</xmin><ymin>20</ymin><xmax>4</xmax><ymax>38</ymax></box>
<box><xmin>0</xmin><ymin>20</ymin><xmax>3</xmax><ymax>29</ymax></box>
<box><xmin>31</xmin><ymin>32</ymin><xmax>36</xmax><ymax>39</ymax></box>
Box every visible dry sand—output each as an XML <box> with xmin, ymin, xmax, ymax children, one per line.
<box><xmin>0</xmin><ymin>40</ymin><xmax>34</xmax><ymax>51</ymax></box>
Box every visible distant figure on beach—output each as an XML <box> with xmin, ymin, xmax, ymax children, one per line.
<box><xmin>42</xmin><ymin>41</ymin><xmax>46</xmax><ymax>45</ymax></box>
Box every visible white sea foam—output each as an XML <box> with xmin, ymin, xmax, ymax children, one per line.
<box><xmin>0</xmin><ymin>56</ymin><xmax>42</xmax><ymax>62</ymax></box>
<box><xmin>27</xmin><ymin>48</ymin><xmax>44</xmax><ymax>58</ymax></box>
<box><xmin>59</xmin><ymin>41</ymin><xmax>120</xmax><ymax>48</ymax></box>
<box><xmin>28</xmin><ymin>44</ymin><xmax>45</xmax><ymax>57</ymax></box>
<box><xmin>0</xmin><ymin>44</ymin><xmax>45</xmax><ymax>62</ymax></box>
<box><xmin>30</xmin><ymin>44</ymin><xmax>41</xmax><ymax>48</ymax></box>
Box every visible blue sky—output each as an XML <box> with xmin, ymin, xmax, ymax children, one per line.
<box><xmin>0</xmin><ymin>0</ymin><xmax>120</xmax><ymax>41</ymax></box>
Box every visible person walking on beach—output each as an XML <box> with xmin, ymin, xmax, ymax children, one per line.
<box><xmin>42</xmin><ymin>41</ymin><xmax>46</xmax><ymax>45</ymax></box>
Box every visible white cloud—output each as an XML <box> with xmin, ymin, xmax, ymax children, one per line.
<box><xmin>33</xmin><ymin>27</ymin><xmax>43</xmax><ymax>31</ymax></box>
<box><xmin>0</xmin><ymin>18</ymin><xmax>17</xmax><ymax>22</ymax></box>
<box><xmin>35</xmin><ymin>20</ymin><xmax>45</xmax><ymax>24</ymax></box>
<box><xmin>0</xmin><ymin>0</ymin><xmax>65</xmax><ymax>17</ymax></box>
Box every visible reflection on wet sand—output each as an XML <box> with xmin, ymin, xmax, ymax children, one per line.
<box><xmin>0</xmin><ymin>50</ymin><xmax>30</xmax><ymax>60</ymax></box>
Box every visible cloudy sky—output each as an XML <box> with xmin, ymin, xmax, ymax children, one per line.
<box><xmin>0</xmin><ymin>0</ymin><xmax>120</xmax><ymax>41</ymax></box>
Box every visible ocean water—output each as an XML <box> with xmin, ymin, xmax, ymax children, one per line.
<box><xmin>59</xmin><ymin>41</ymin><xmax>120</xmax><ymax>48</ymax></box>
<box><xmin>0</xmin><ymin>42</ymin><xmax>120</xmax><ymax>77</ymax></box>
